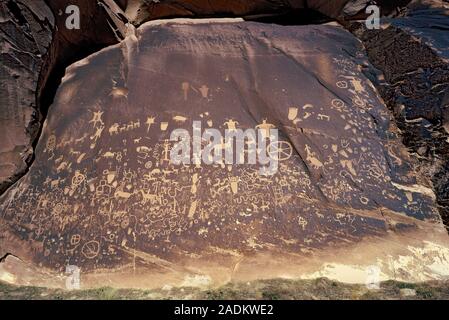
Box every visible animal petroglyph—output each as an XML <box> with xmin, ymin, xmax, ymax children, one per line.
<box><xmin>305</xmin><ymin>145</ymin><xmax>323</xmax><ymax>170</ymax></box>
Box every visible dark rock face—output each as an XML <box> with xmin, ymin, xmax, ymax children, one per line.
<box><xmin>0</xmin><ymin>1</ymin><xmax>448</xmax><ymax>288</ymax></box>
<box><xmin>122</xmin><ymin>0</ymin><xmax>410</xmax><ymax>25</ymax></box>
<box><xmin>348</xmin><ymin>2</ymin><xmax>449</xmax><ymax>230</ymax></box>
<box><xmin>0</xmin><ymin>0</ymin><xmax>119</xmax><ymax>195</ymax></box>
<box><xmin>1</xmin><ymin>19</ymin><xmax>448</xmax><ymax>287</ymax></box>
<box><xmin>0</xmin><ymin>0</ymin><xmax>54</xmax><ymax>194</ymax></box>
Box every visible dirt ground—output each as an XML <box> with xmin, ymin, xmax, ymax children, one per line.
<box><xmin>1</xmin><ymin>278</ymin><xmax>448</xmax><ymax>300</ymax></box>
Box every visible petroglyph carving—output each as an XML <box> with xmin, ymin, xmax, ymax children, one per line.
<box><xmin>305</xmin><ymin>145</ymin><xmax>323</xmax><ymax>170</ymax></box>
<box><xmin>81</xmin><ymin>240</ymin><xmax>100</xmax><ymax>259</ymax></box>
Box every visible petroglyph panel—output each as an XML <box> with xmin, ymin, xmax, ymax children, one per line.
<box><xmin>0</xmin><ymin>20</ymin><xmax>443</xmax><ymax>273</ymax></box>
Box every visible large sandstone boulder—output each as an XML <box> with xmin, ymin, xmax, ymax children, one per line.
<box><xmin>1</xmin><ymin>18</ymin><xmax>448</xmax><ymax>288</ymax></box>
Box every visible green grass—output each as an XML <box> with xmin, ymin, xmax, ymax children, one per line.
<box><xmin>0</xmin><ymin>278</ymin><xmax>448</xmax><ymax>300</ymax></box>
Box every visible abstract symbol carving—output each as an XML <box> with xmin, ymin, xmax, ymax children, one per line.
<box><xmin>81</xmin><ymin>240</ymin><xmax>100</xmax><ymax>259</ymax></box>
<box><xmin>70</xmin><ymin>234</ymin><xmax>81</xmax><ymax>245</ymax></box>
<box><xmin>71</xmin><ymin>171</ymin><xmax>86</xmax><ymax>187</ymax></box>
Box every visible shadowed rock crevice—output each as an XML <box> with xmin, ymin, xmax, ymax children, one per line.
<box><xmin>0</xmin><ymin>0</ymin><xmax>54</xmax><ymax>194</ymax></box>
<box><xmin>0</xmin><ymin>252</ymin><xmax>20</xmax><ymax>264</ymax></box>
<box><xmin>0</xmin><ymin>0</ymin><xmax>123</xmax><ymax>196</ymax></box>
<box><xmin>123</xmin><ymin>0</ymin><xmax>413</xmax><ymax>27</ymax></box>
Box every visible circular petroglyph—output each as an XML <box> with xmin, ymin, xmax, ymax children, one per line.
<box><xmin>72</xmin><ymin>172</ymin><xmax>86</xmax><ymax>186</ymax></box>
<box><xmin>81</xmin><ymin>240</ymin><xmax>100</xmax><ymax>259</ymax></box>
<box><xmin>331</xmin><ymin>98</ymin><xmax>346</xmax><ymax>111</ymax></box>
<box><xmin>336</xmin><ymin>81</ymin><xmax>348</xmax><ymax>89</ymax></box>
<box><xmin>70</xmin><ymin>234</ymin><xmax>81</xmax><ymax>245</ymax></box>
<box><xmin>268</xmin><ymin>141</ymin><xmax>293</xmax><ymax>161</ymax></box>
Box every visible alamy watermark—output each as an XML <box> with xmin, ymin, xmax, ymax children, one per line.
<box><xmin>65</xmin><ymin>5</ymin><xmax>80</xmax><ymax>30</ymax></box>
<box><xmin>170</xmin><ymin>120</ymin><xmax>280</xmax><ymax>175</ymax></box>
<box><xmin>365</xmin><ymin>265</ymin><xmax>381</xmax><ymax>290</ymax></box>
<box><xmin>64</xmin><ymin>3</ymin><xmax>381</xmax><ymax>31</ymax></box>
<box><xmin>65</xmin><ymin>265</ymin><xmax>80</xmax><ymax>290</ymax></box>
<box><xmin>365</xmin><ymin>5</ymin><xmax>380</xmax><ymax>30</ymax></box>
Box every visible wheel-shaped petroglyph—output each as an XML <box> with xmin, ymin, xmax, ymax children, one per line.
<box><xmin>268</xmin><ymin>141</ymin><xmax>293</xmax><ymax>161</ymax></box>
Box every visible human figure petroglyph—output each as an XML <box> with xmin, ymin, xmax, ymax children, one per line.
<box><xmin>298</xmin><ymin>216</ymin><xmax>308</xmax><ymax>230</ymax></box>
<box><xmin>89</xmin><ymin>110</ymin><xmax>104</xmax><ymax>128</ymax></box>
<box><xmin>223</xmin><ymin>119</ymin><xmax>239</xmax><ymax>132</ymax></box>
<box><xmin>146</xmin><ymin>116</ymin><xmax>156</xmax><ymax>132</ymax></box>
<box><xmin>255</xmin><ymin>119</ymin><xmax>276</xmax><ymax>140</ymax></box>
<box><xmin>161</xmin><ymin>140</ymin><xmax>171</xmax><ymax>165</ymax></box>
<box><xmin>90</xmin><ymin>125</ymin><xmax>105</xmax><ymax>142</ymax></box>
<box><xmin>350</xmin><ymin>78</ymin><xmax>365</xmax><ymax>94</ymax></box>
<box><xmin>338</xmin><ymin>75</ymin><xmax>366</xmax><ymax>95</ymax></box>
<box><xmin>191</xmin><ymin>173</ymin><xmax>199</xmax><ymax>195</ymax></box>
